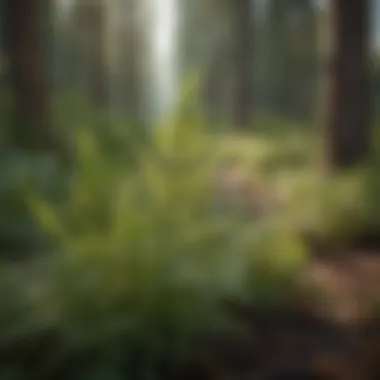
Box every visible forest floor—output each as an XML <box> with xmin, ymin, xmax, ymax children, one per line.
<box><xmin>200</xmin><ymin>248</ymin><xmax>380</xmax><ymax>380</ymax></box>
<box><xmin>202</xmin><ymin>162</ymin><xmax>380</xmax><ymax>379</ymax></box>
<box><xmin>6</xmin><ymin>131</ymin><xmax>380</xmax><ymax>379</ymax></box>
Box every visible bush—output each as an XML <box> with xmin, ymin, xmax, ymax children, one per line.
<box><xmin>26</xmin><ymin>114</ymin><xmax>306</xmax><ymax>379</ymax></box>
<box><xmin>281</xmin><ymin>167</ymin><xmax>373</xmax><ymax>247</ymax></box>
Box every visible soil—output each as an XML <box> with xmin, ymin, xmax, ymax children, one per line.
<box><xmin>209</xmin><ymin>167</ymin><xmax>380</xmax><ymax>378</ymax></box>
<box><xmin>196</xmin><ymin>248</ymin><xmax>380</xmax><ymax>380</ymax></box>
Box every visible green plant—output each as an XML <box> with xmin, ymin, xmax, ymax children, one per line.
<box><xmin>0</xmin><ymin>151</ymin><xmax>63</xmax><ymax>256</ymax></box>
<box><xmin>28</xmin><ymin>112</ymin><xmax>306</xmax><ymax>378</ymax></box>
<box><xmin>282</xmin><ymin>167</ymin><xmax>372</xmax><ymax>246</ymax></box>
<box><xmin>0</xmin><ymin>262</ymin><xmax>50</xmax><ymax>379</ymax></box>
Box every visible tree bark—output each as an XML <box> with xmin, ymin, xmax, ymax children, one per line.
<box><xmin>87</xmin><ymin>0</ymin><xmax>108</xmax><ymax>108</ymax></box>
<box><xmin>5</xmin><ymin>0</ymin><xmax>54</xmax><ymax>150</ymax></box>
<box><xmin>323</xmin><ymin>0</ymin><xmax>371</xmax><ymax>170</ymax></box>
<box><xmin>287</xmin><ymin>0</ymin><xmax>318</xmax><ymax>121</ymax></box>
<box><xmin>232</xmin><ymin>0</ymin><xmax>253</xmax><ymax>129</ymax></box>
<box><xmin>119</xmin><ymin>0</ymin><xmax>140</xmax><ymax>118</ymax></box>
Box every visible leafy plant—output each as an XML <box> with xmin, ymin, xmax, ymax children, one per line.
<box><xmin>282</xmin><ymin>168</ymin><xmax>372</xmax><ymax>246</ymax></box>
<box><xmin>28</xmin><ymin>112</ymin><xmax>306</xmax><ymax>378</ymax></box>
<box><xmin>0</xmin><ymin>151</ymin><xmax>63</xmax><ymax>256</ymax></box>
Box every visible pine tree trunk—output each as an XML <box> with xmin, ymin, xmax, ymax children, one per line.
<box><xmin>232</xmin><ymin>0</ymin><xmax>253</xmax><ymax>129</ymax></box>
<box><xmin>323</xmin><ymin>0</ymin><xmax>371</xmax><ymax>170</ymax></box>
<box><xmin>5</xmin><ymin>0</ymin><xmax>54</xmax><ymax>150</ymax></box>
<box><xmin>120</xmin><ymin>0</ymin><xmax>140</xmax><ymax>118</ymax></box>
<box><xmin>88</xmin><ymin>0</ymin><xmax>108</xmax><ymax>108</ymax></box>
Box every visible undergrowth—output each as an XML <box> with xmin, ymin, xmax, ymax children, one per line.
<box><xmin>0</xmin><ymin>110</ymin><xmax>307</xmax><ymax>379</ymax></box>
<box><xmin>1</xmin><ymin>95</ymin><xmax>379</xmax><ymax>378</ymax></box>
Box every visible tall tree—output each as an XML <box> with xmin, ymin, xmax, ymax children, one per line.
<box><xmin>261</xmin><ymin>0</ymin><xmax>317</xmax><ymax>120</ymax></box>
<box><xmin>232</xmin><ymin>0</ymin><xmax>254</xmax><ymax>129</ymax></box>
<box><xmin>4</xmin><ymin>0</ymin><xmax>54</xmax><ymax>150</ymax></box>
<box><xmin>286</xmin><ymin>0</ymin><xmax>318</xmax><ymax>120</ymax></box>
<box><xmin>68</xmin><ymin>0</ymin><xmax>108</xmax><ymax>107</ymax></box>
<box><xmin>87</xmin><ymin>0</ymin><xmax>108</xmax><ymax>107</ymax></box>
<box><xmin>119</xmin><ymin>0</ymin><xmax>140</xmax><ymax>118</ymax></box>
<box><xmin>323</xmin><ymin>0</ymin><xmax>371</xmax><ymax>169</ymax></box>
<box><xmin>179</xmin><ymin>0</ymin><xmax>232</xmax><ymax>123</ymax></box>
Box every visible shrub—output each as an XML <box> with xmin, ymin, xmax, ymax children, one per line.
<box><xmin>281</xmin><ymin>168</ymin><xmax>372</xmax><ymax>247</ymax></box>
<box><xmin>28</xmin><ymin>114</ymin><xmax>306</xmax><ymax>378</ymax></box>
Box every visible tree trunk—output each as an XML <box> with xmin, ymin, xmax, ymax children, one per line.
<box><xmin>265</xmin><ymin>0</ymin><xmax>288</xmax><ymax>117</ymax></box>
<box><xmin>287</xmin><ymin>0</ymin><xmax>318</xmax><ymax>121</ymax></box>
<box><xmin>5</xmin><ymin>0</ymin><xmax>54</xmax><ymax>150</ymax></box>
<box><xmin>119</xmin><ymin>0</ymin><xmax>140</xmax><ymax>118</ymax></box>
<box><xmin>88</xmin><ymin>0</ymin><xmax>108</xmax><ymax>108</ymax></box>
<box><xmin>232</xmin><ymin>0</ymin><xmax>253</xmax><ymax>129</ymax></box>
<box><xmin>323</xmin><ymin>0</ymin><xmax>371</xmax><ymax>170</ymax></box>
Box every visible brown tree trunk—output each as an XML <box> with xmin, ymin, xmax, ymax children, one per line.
<box><xmin>5</xmin><ymin>0</ymin><xmax>54</xmax><ymax>150</ymax></box>
<box><xmin>87</xmin><ymin>0</ymin><xmax>108</xmax><ymax>108</ymax></box>
<box><xmin>232</xmin><ymin>0</ymin><xmax>253</xmax><ymax>129</ymax></box>
<box><xmin>323</xmin><ymin>0</ymin><xmax>371</xmax><ymax>170</ymax></box>
<box><xmin>120</xmin><ymin>0</ymin><xmax>140</xmax><ymax>118</ymax></box>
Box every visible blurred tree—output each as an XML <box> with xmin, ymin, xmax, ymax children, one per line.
<box><xmin>203</xmin><ymin>3</ymin><xmax>233</xmax><ymax>124</ymax></box>
<box><xmin>202</xmin><ymin>36</ymin><xmax>233</xmax><ymax>124</ymax></box>
<box><xmin>286</xmin><ymin>0</ymin><xmax>318</xmax><ymax>120</ymax></box>
<box><xmin>178</xmin><ymin>0</ymin><xmax>229</xmax><ymax>123</ymax></box>
<box><xmin>86</xmin><ymin>0</ymin><xmax>108</xmax><ymax>107</ymax></box>
<box><xmin>323</xmin><ymin>0</ymin><xmax>371</xmax><ymax>169</ymax></box>
<box><xmin>118</xmin><ymin>0</ymin><xmax>141</xmax><ymax>118</ymax></box>
<box><xmin>179</xmin><ymin>0</ymin><xmax>255</xmax><ymax>128</ymax></box>
<box><xmin>88</xmin><ymin>0</ymin><xmax>108</xmax><ymax>107</ymax></box>
<box><xmin>3</xmin><ymin>0</ymin><xmax>55</xmax><ymax>150</ymax></box>
<box><xmin>64</xmin><ymin>0</ymin><xmax>143</xmax><ymax>118</ymax></box>
<box><xmin>65</xmin><ymin>0</ymin><xmax>108</xmax><ymax>108</ymax></box>
<box><xmin>260</xmin><ymin>0</ymin><xmax>288</xmax><ymax>115</ymax></box>
<box><xmin>231</xmin><ymin>0</ymin><xmax>254</xmax><ymax>129</ymax></box>
<box><xmin>260</xmin><ymin>0</ymin><xmax>317</xmax><ymax>121</ymax></box>
<box><xmin>61</xmin><ymin>1</ymin><xmax>88</xmax><ymax>94</ymax></box>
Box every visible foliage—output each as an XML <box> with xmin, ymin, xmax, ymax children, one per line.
<box><xmin>0</xmin><ymin>261</ymin><xmax>50</xmax><ymax>380</ymax></box>
<box><xmin>215</xmin><ymin>122</ymin><xmax>380</xmax><ymax>250</ymax></box>
<box><xmin>25</xmin><ymin>113</ymin><xmax>306</xmax><ymax>379</ymax></box>
<box><xmin>53</xmin><ymin>92</ymin><xmax>149</xmax><ymax>166</ymax></box>
<box><xmin>215</xmin><ymin>116</ymin><xmax>315</xmax><ymax>175</ymax></box>
<box><xmin>281</xmin><ymin>167</ymin><xmax>373</xmax><ymax>245</ymax></box>
<box><xmin>0</xmin><ymin>151</ymin><xmax>63</xmax><ymax>255</ymax></box>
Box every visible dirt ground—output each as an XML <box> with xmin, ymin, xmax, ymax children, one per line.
<box><xmin>200</xmin><ymin>249</ymin><xmax>380</xmax><ymax>380</ymax></box>
<box><xmin>197</xmin><ymin>168</ymin><xmax>380</xmax><ymax>379</ymax></box>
